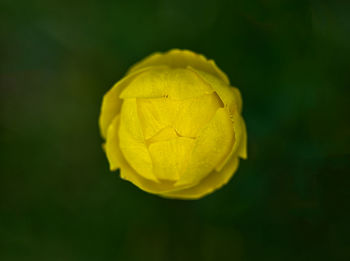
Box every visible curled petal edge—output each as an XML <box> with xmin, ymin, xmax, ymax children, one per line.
<box><xmin>127</xmin><ymin>49</ymin><xmax>230</xmax><ymax>85</ymax></box>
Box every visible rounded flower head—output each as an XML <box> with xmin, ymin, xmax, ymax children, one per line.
<box><xmin>99</xmin><ymin>49</ymin><xmax>247</xmax><ymax>199</ymax></box>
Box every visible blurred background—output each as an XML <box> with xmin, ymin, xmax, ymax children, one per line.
<box><xmin>1</xmin><ymin>0</ymin><xmax>349</xmax><ymax>260</ymax></box>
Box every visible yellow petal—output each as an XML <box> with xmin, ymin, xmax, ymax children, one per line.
<box><xmin>120</xmin><ymin>67</ymin><xmax>214</xmax><ymax>100</ymax></box>
<box><xmin>136</xmin><ymin>97</ymin><xmax>180</xmax><ymax>139</ymax></box>
<box><xmin>188</xmin><ymin>67</ymin><xmax>247</xmax><ymax>168</ymax></box>
<box><xmin>146</xmin><ymin>127</ymin><xmax>178</xmax><ymax>144</ymax></box>
<box><xmin>160</xmin><ymin>156</ymin><xmax>240</xmax><ymax>199</ymax></box>
<box><xmin>232</xmin><ymin>87</ymin><xmax>243</xmax><ymax>114</ymax></box>
<box><xmin>121</xmin><ymin>165</ymin><xmax>178</xmax><ymax>194</ymax></box>
<box><xmin>119</xmin><ymin>99</ymin><xmax>158</xmax><ymax>182</ymax></box>
<box><xmin>215</xmin><ymin>113</ymin><xmax>247</xmax><ymax>171</ymax></box>
<box><xmin>102</xmin><ymin>99</ymin><xmax>195</xmax><ymax>194</ymax></box>
<box><xmin>105</xmin><ymin>114</ymin><xmax>123</xmax><ymax>170</ymax></box>
<box><xmin>188</xmin><ymin>67</ymin><xmax>242</xmax><ymax>115</ymax></box>
<box><xmin>99</xmin><ymin>68</ymin><xmax>150</xmax><ymax>139</ymax></box>
<box><xmin>149</xmin><ymin>137</ymin><xmax>195</xmax><ymax>181</ymax></box>
<box><xmin>237</xmin><ymin>117</ymin><xmax>247</xmax><ymax>159</ymax></box>
<box><xmin>127</xmin><ymin>49</ymin><xmax>230</xmax><ymax>84</ymax></box>
<box><xmin>104</xmin><ymin>106</ymin><xmax>241</xmax><ymax>198</ymax></box>
<box><xmin>176</xmin><ymin>108</ymin><xmax>235</xmax><ymax>187</ymax></box>
<box><xmin>104</xmin><ymin>115</ymin><xmax>181</xmax><ymax>193</ymax></box>
<box><xmin>174</xmin><ymin>93</ymin><xmax>223</xmax><ymax>138</ymax></box>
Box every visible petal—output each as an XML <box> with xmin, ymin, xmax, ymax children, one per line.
<box><xmin>127</xmin><ymin>49</ymin><xmax>230</xmax><ymax>84</ymax></box>
<box><xmin>136</xmin><ymin>97</ymin><xmax>181</xmax><ymax>139</ymax></box>
<box><xmin>160</xmin><ymin>156</ymin><xmax>240</xmax><ymax>199</ymax></box>
<box><xmin>188</xmin><ymin>67</ymin><xmax>247</xmax><ymax>168</ymax></box>
<box><xmin>148</xmin><ymin>137</ymin><xmax>195</xmax><ymax>181</ymax></box>
<box><xmin>175</xmin><ymin>108</ymin><xmax>235</xmax><ymax>187</ymax></box>
<box><xmin>105</xmin><ymin>114</ymin><xmax>123</xmax><ymax>170</ymax></box>
<box><xmin>120</xmin><ymin>67</ymin><xmax>214</xmax><ymax>100</ymax></box>
<box><xmin>215</xmin><ymin>113</ymin><xmax>247</xmax><ymax>171</ymax></box>
<box><xmin>119</xmin><ymin>99</ymin><xmax>158</xmax><ymax>182</ymax></box>
<box><xmin>188</xmin><ymin>67</ymin><xmax>242</xmax><ymax>115</ymax></box>
<box><xmin>121</xmin><ymin>165</ymin><xmax>178</xmax><ymax>194</ymax></box>
<box><xmin>173</xmin><ymin>93</ymin><xmax>223</xmax><ymax>138</ymax></box>
<box><xmin>104</xmin><ymin>114</ymin><xmax>182</xmax><ymax>193</ymax></box>
<box><xmin>147</xmin><ymin>126</ymin><xmax>178</xmax><ymax>144</ymax></box>
<box><xmin>237</xmin><ymin>117</ymin><xmax>247</xmax><ymax>159</ymax></box>
<box><xmin>105</xmin><ymin>112</ymin><xmax>239</xmax><ymax>198</ymax></box>
<box><xmin>99</xmin><ymin>68</ymin><xmax>150</xmax><ymax>139</ymax></box>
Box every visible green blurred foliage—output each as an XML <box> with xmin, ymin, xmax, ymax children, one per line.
<box><xmin>1</xmin><ymin>0</ymin><xmax>349</xmax><ymax>260</ymax></box>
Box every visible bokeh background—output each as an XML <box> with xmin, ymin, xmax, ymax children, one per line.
<box><xmin>1</xmin><ymin>0</ymin><xmax>349</xmax><ymax>260</ymax></box>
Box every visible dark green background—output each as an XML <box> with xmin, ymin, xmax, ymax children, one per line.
<box><xmin>1</xmin><ymin>0</ymin><xmax>349</xmax><ymax>260</ymax></box>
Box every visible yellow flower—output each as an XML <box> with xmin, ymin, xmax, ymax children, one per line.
<box><xmin>99</xmin><ymin>49</ymin><xmax>247</xmax><ymax>199</ymax></box>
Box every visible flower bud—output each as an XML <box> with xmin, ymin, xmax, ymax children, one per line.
<box><xmin>99</xmin><ymin>49</ymin><xmax>247</xmax><ymax>199</ymax></box>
